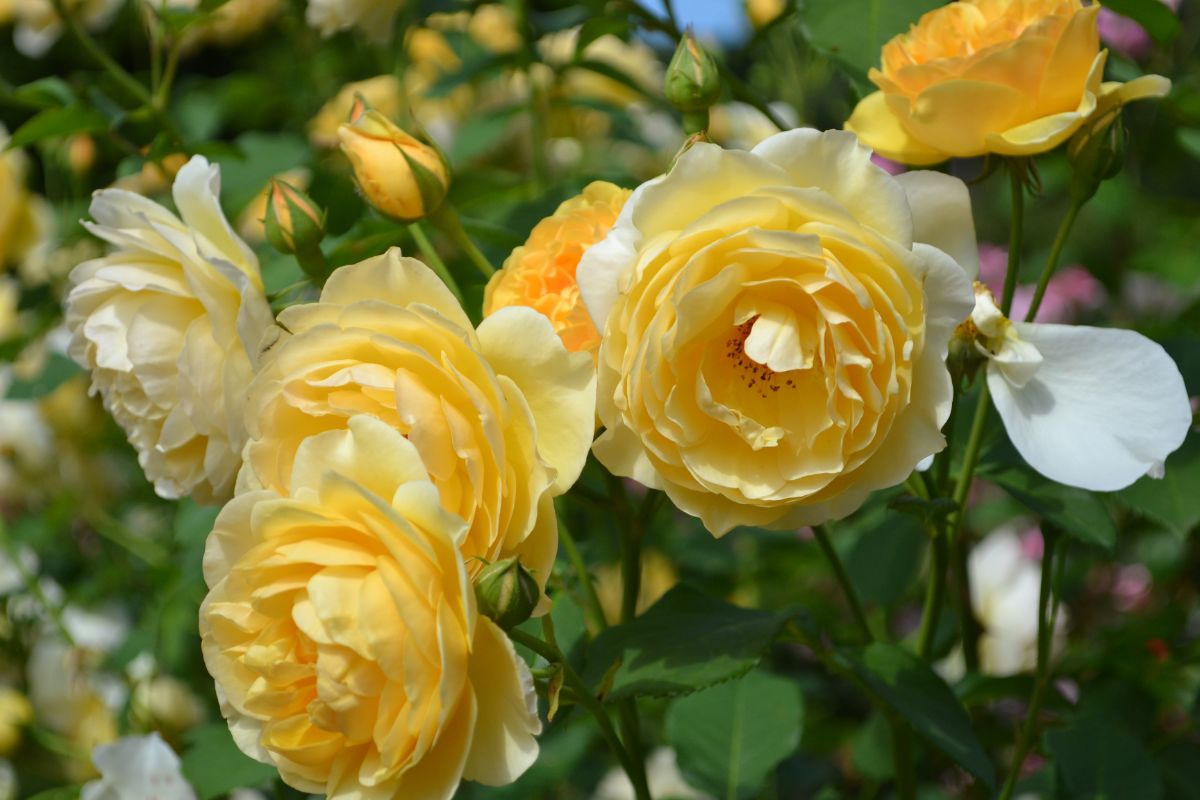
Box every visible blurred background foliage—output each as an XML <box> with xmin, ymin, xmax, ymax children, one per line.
<box><xmin>0</xmin><ymin>0</ymin><xmax>1198</xmax><ymax>798</ymax></box>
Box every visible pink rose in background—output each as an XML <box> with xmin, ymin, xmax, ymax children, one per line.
<box><xmin>1098</xmin><ymin>0</ymin><xmax>1181</xmax><ymax>60</ymax></box>
<box><xmin>977</xmin><ymin>243</ymin><xmax>1105</xmax><ymax>323</ymax></box>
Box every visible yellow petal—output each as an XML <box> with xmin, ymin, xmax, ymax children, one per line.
<box><xmin>844</xmin><ymin>91</ymin><xmax>948</xmax><ymax>166</ymax></box>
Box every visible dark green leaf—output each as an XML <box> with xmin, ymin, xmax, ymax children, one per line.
<box><xmin>583</xmin><ymin>585</ymin><xmax>791</xmax><ymax>701</ymax></box>
<box><xmin>798</xmin><ymin>0</ymin><xmax>943</xmax><ymax>87</ymax></box>
<box><xmin>1118</xmin><ymin>432</ymin><xmax>1200</xmax><ymax>537</ymax></box>
<box><xmin>842</xmin><ymin>643</ymin><xmax>996</xmax><ymax>789</ymax></box>
<box><xmin>666</xmin><ymin>670</ymin><xmax>804</xmax><ymax>800</ymax></box>
<box><xmin>1094</xmin><ymin>0</ymin><xmax>1180</xmax><ymax>44</ymax></box>
<box><xmin>575</xmin><ymin>17</ymin><xmax>630</xmax><ymax>54</ymax></box>
<box><xmin>3</xmin><ymin>353</ymin><xmax>83</xmax><ymax>400</ymax></box>
<box><xmin>985</xmin><ymin>465</ymin><xmax>1117</xmax><ymax>550</ymax></box>
<box><xmin>181</xmin><ymin>723</ymin><xmax>278</xmax><ymax>800</ymax></box>
<box><xmin>844</xmin><ymin>502</ymin><xmax>927</xmax><ymax>607</ymax></box>
<box><xmin>1045</xmin><ymin>717</ymin><xmax>1163</xmax><ymax>800</ymax></box>
<box><xmin>8</xmin><ymin>106</ymin><xmax>109</xmax><ymax>149</ymax></box>
<box><xmin>27</xmin><ymin>789</ymin><xmax>81</xmax><ymax>800</ymax></box>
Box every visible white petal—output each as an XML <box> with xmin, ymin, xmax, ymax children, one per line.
<box><xmin>577</xmin><ymin>178</ymin><xmax>656</xmax><ymax>329</ymax></box>
<box><xmin>462</xmin><ymin>619</ymin><xmax>541</xmax><ymax>785</ymax></box>
<box><xmin>988</xmin><ymin>323</ymin><xmax>1191</xmax><ymax>491</ymax></box>
<box><xmin>895</xmin><ymin>171</ymin><xmax>980</xmax><ymax>280</ymax></box>
<box><xmin>476</xmin><ymin>307</ymin><xmax>596</xmax><ymax>494</ymax></box>
<box><xmin>172</xmin><ymin>156</ymin><xmax>259</xmax><ymax>278</ymax></box>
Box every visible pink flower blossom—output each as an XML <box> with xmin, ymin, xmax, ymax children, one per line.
<box><xmin>1099</xmin><ymin>0</ymin><xmax>1180</xmax><ymax>61</ymax></box>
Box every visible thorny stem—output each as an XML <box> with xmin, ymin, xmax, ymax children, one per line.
<box><xmin>507</xmin><ymin>629</ymin><xmax>651</xmax><ymax>800</ymax></box>
<box><xmin>1000</xmin><ymin>164</ymin><xmax>1025</xmax><ymax>316</ymax></box>
<box><xmin>916</xmin><ymin>527</ymin><xmax>948</xmax><ymax>660</ymax></box>
<box><xmin>948</xmin><ymin>384</ymin><xmax>991</xmax><ymax>671</ymax></box>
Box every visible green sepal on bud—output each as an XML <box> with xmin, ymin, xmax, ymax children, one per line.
<box><xmin>473</xmin><ymin>557</ymin><xmax>540</xmax><ymax>631</ymax></box>
<box><xmin>264</xmin><ymin>179</ymin><xmax>326</xmax><ymax>256</ymax></box>
<box><xmin>1068</xmin><ymin>108</ymin><xmax>1126</xmax><ymax>205</ymax></box>
<box><xmin>666</xmin><ymin>32</ymin><xmax>721</xmax><ymax>134</ymax></box>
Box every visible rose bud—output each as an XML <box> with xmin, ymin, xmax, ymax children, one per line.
<box><xmin>337</xmin><ymin>110</ymin><xmax>450</xmax><ymax>222</ymax></box>
<box><xmin>264</xmin><ymin>178</ymin><xmax>326</xmax><ymax>256</ymax></box>
<box><xmin>474</xmin><ymin>557</ymin><xmax>541</xmax><ymax>631</ymax></box>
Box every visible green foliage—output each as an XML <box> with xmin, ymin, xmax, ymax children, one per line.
<box><xmin>841</xmin><ymin>643</ymin><xmax>996</xmax><ymax>790</ymax></box>
<box><xmin>665</xmin><ymin>670</ymin><xmax>804</xmax><ymax>800</ymax></box>
<box><xmin>180</xmin><ymin>724</ymin><xmax>278</xmax><ymax>800</ymax></box>
<box><xmin>1119</xmin><ymin>431</ymin><xmax>1200</xmax><ymax>537</ymax></box>
<box><xmin>985</xmin><ymin>464</ymin><xmax>1117</xmax><ymax>550</ymax></box>
<box><xmin>797</xmin><ymin>0</ymin><xmax>943</xmax><ymax>88</ymax></box>
<box><xmin>583</xmin><ymin>585</ymin><xmax>793</xmax><ymax>701</ymax></box>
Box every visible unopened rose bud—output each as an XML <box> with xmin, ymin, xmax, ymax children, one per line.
<box><xmin>1068</xmin><ymin>109</ymin><xmax>1126</xmax><ymax>205</ymax></box>
<box><xmin>474</xmin><ymin>557</ymin><xmax>540</xmax><ymax>631</ymax></box>
<box><xmin>264</xmin><ymin>178</ymin><xmax>326</xmax><ymax>255</ymax></box>
<box><xmin>338</xmin><ymin>111</ymin><xmax>450</xmax><ymax>222</ymax></box>
<box><xmin>666</xmin><ymin>32</ymin><xmax>721</xmax><ymax>133</ymax></box>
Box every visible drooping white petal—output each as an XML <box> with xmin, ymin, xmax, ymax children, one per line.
<box><xmin>987</xmin><ymin>323</ymin><xmax>1191</xmax><ymax>491</ymax></box>
<box><xmin>895</xmin><ymin>171</ymin><xmax>980</xmax><ymax>279</ymax></box>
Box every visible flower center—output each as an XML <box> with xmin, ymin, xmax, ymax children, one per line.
<box><xmin>724</xmin><ymin>317</ymin><xmax>800</xmax><ymax>399</ymax></box>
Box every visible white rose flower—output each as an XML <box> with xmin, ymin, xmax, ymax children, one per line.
<box><xmin>82</xmin><ymin>732</ymin><xmax>196</xmax><ymax>800</ymax></box>
<box><xmin>971</xmin><ymin>284</ymin><xmax>1190</xmax><ymax>490</ymax></box>
<box><xmin>66</xmin><ymin>155</ymin><xmax>273</xmax><ymax>503</ymax></box>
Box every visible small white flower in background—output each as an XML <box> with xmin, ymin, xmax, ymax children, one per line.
<box><xmin>0</xmin><ymin>545</ymin><xmax>38</xmax><ymax>598</ymax></box>
<box><xmin>971</xmin><ymin>284</ymin><xmax>1191</xmax><ymax>491</ymax></box>
<box><xmin>305</xmin><ymin>0</ymin><xmax>404</xmax><ymax>38</ymax></box>
<box><xmin>66</xmin><ymin>155</ymin><xmax>273</xmax><ymax>504</ymax></box>
<box><xmin>82</xmin><ymin>732</ymin><xmax>196</xmax><ymax>800</ymax></box>
<box><xmin>943</xmin><ymin>525</ymin><xmax>1069</xmax><ymax>679</ymax></box>
<box><xmin>8</xmin><ymin>0</ymin><xmax>124</xmax><ymax>58</ymax></box>
<box><xmin>592</xmin><ymin>748</ymin><xmax>714</xmax><ymax>800</ymax></box>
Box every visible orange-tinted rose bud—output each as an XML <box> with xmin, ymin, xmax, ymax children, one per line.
<box><xmin>264</xmin><ymin>178</ymin><xmax>325</xmax><ymax>255</ymax></box>
<box><xmin>337</xmin><ymin>110</ymin><xmax>451</xmax><ymax>222</ymax></box>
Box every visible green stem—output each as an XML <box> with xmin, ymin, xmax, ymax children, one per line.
<box><xmin>812</xmin><ymin>523</ymin><xmax>873</xmax><ymax>643</ymax></box>
<box><xmin>431</xmin><ymin>205</ymin><xmax>496</xmax><ymax>279</ymax></box>
<box><xmin>409</xmin><ymin>222</ymin><xmax>464</xmax><ymax>304</ymax></box>
<box><xmin>916</xmin><ymin>527</ymin><xmax>948</xmax><ymax>660</ymax></box>
<box><xmin>891</xmin><ymin>719</ymin><xmax>918</xmax><ymax>800</ymax></box>
<box><xmin>1024</xmin><ymin>201</ymin><xmax>1081</xmax><ymax>322</ymax></box>
<box><xmin>293</xmin><ymin>245</ymin><xmax>332</xmax><ymax>287</ymax></box>
<box><xmin>0</xmin><ymin>516</ymin><xmax>74</xmax><ymax>645</ymax></box>
<box><xmin>507</xmin><ymin>629</ymin><xmax>651</xmax><ymax>800</ymax></box>
<box><xmin>947</xmin><ymin>384</ymin><xmax>990</xmax><ymax>671</ymax></box>
<box><xmin>997</xmin><ymin>530</ymin><xmax>1061</xmax><ymax>800</ymax></box>
<box><xmin>554</xmin><ymin>503</ymin><xmax>608</xmax><ymax>635</ymax></box>
<box><xmin>1000</xmin><ymin>164</ymin><xmax>1025</xmax><ymax>316</ymax></box>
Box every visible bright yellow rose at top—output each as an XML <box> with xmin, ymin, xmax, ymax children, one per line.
<box><xmin>241</xmin><ymin>248</ymin><xmax>596</xmax><ymax>590</ymax></box>
<box><xmin>202</xmin><ymin>415</ymin><xmax>541</xmax><ymax>799</ymax></box>
<box><xmin>65</xmin><ymin>155</ymin><xmax>273</xmax><ymax>503</ymax></box>
<box><xmin>484</xmin><ymin>181</ymin><xmax>631</xmax><ymax>357</ymax></box>
<box><xmin>578</xmin><ymin>129</ymin><xmax>978</xmax><ymax>535</ymax></box>
<box><xmin>845</xmin><ymin>0</ymin><xmax>1171</xmax><ymax>165</ymax></box>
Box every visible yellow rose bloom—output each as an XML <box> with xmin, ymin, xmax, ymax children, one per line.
<box><xmin>0</xmin><ymin>126</ymin><xmax>54</xmax><ymax>274</ymax></box>
<box><xmin>578</xmin><ymin>129</ymin><xmax>977</xmax><ymax>535</ymax></box>
<box><xmin>0</xmin><ymin>688</ymin><xmax>32</xmax><ymax>758</ymax></box>
<box><xmin>65</xmin><ymin>155</ymin><xmax>274</xmax><ymax>503</ymax></box>
<box><xmin>242</xmin><ymin>248</ymin><xmax>596</xmax><ymax>588</ymax></box>
<box><xmin>845</xmin><ymin>0</ymin><xmax>1171</xmax><ymax>165</ymax></box>
<box><xmin>484</xmin><ymin>181</ymin><xmax>631</xmax><ymax>357</ymax></box>
<box><xmin>201</xmin><ymin>415</ymin><xmax>541</xmax><ymax>798</ymax></box>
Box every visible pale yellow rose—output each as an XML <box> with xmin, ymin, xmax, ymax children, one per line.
<box><xmin>241</xmin><ymin>248</ymin><xmax>596</xmax><ymax>588</ymax></box>
<box><xmin>201</xmin><ymin>415</ymin><xmax>541</xmax><ymax>799</ymax></box>
<box><xmin>0</xmin><ymin>689</ymin><xmax>32</xmax><ymax>758</ymax></box>
<box><xmin>0</xmin><ymin>126</ymin><xmax>54</xmax><ymax>275</ymax></box>
<box><xmin>65</xmin><ymin>155</ymin><xmax>274</xmax><ymax>503</ymax></box>
<box><xmin>309</xmin><ymin>75</ymin><xmax>404</xmax><ymax>149</ymax></box>
<box><xmin>578</xmin><ymin>129</ymin><xmax>977</xmax><ymax>535</ymax></box>
<box><xmin>305</xmin><ymin>0</ymin><xmax>404</xmax><ymax>38</ymax></box>
<box><xmin>846</xmin><ymin>0</ymin><xmax>1171</xmax><ymax>164</ymax></box>
<box><xmin>484</xmin><ymin>181</ymin><xmax>631</xmax><ymax>357</ymax></box>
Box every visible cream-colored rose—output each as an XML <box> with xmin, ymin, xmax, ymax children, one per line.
<box><xmin>578</xmin><ymin>129</ymin><xmax>977</xmax><ymax>535</ymax></box>
<box><xmin>9</xmin><ymin>0</ymin><xmax>123</xmax><ymax>58</ymax></box>
<box><xmin>845</xmin><ymin>0</ymin><xmax>1171</xmax><ymax>164</ymax></box>
<box><xmin>305</xmin><ymin>0</ymin><xmax>404</xmax><ymax>38</ymax></box>
<box><xmin>242</xmin><ymin>248</ymin><xmax>595</xmax><ymax>588</ymax></box>
<box><xmin>202</xmin><ymin>415</ymin><xmax>541</xmax><ymax>798</ymax></box>
<box><xmin>65</xmin><ymin>155</ymin><xmax>273</xmax><ymax>503</ymax></box>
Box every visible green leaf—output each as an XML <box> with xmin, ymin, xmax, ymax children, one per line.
<box><xmin>798</xmin><ymin>0</ymin><xmax>943</xmax><ymax>87</ymax></box>
<box><xmin>181</xmin><ymin>723</ymin><xmax>278</xmax><ymax>800</ymax></box>
<box><xmin>984</xmin><ymin>464</ymin><xmax>1117</xmax><ymax>550</ymax></box>
<box><xmin>575</xmin><ymin>17</ymin><xmax>630</xmax><ymax>54</ymax></box>
<box><xmin>3</xmin><ymin>353</ymin><xmax>83</xmax><ymax>400</ymax></box>
<box><xmin>1118</xmin><ymin>432</ymin><xmax>1200</xmax><ymax>537</ymax></box>
<box><xmin>27</xmin><ymin>789</ymin><xmax>81</xmax><ymax>800</ymax></box>
<box><xmin>666</xmin><ymin>670</ymin><xmax>804</xmax><ymax>800</ymax></box>
<box><xmin>8</xmin><ymin>105</ymin><xmax>109</xmax><ymax>149</ymax></box>
<box><xmin>1096</xmin><ymin>0</ymin><xmax>1180</xmax><ymax>44</ymax></box>
<box><xmin>1045</xmin><ymin>717</ymin><xmax>1163</xmax><ymax>800</ymax></box>
<box><xmin>11</xmin><ymin>77</ymin><xmax>76</xmax><ymax>109</ymax></box>
<box><xmin>844</xmin><ymin>499</ymin><xmax>927</xmax><ymax>607</ymax></box>
<box><xmin>841</xmin><ymin>643</ymin><xmax>996</xmax><ymax>789</ymax></box>
<box><xmin>582</xmin><ymin>585</ymin><xmax>791</xmax><ymax>701</ymax></box>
